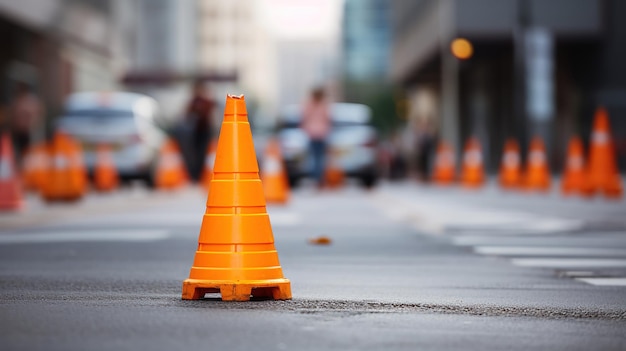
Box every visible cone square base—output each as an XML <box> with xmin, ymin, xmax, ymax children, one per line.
<box><xmin>182</xmin><ymin>278</ymin><xmax>291</xmax><ymax>301</ymax></box>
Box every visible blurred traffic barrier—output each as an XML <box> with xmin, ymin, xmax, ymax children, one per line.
<box><xmin>0</xmin><ymin>133</ymin><xmax>24</xmax><ymax>211</ymax></box>
<box><xmin>155</xmin><ymin>139</ymin><xmax>188</xmax><ymax>190</ymax></box>
<box><xmin>498</xmin><ymin>138</ymin><xmax>522</xmax><ymax>189</ymax></box>
<box><xmin>41</xmin><ymin>133</ymin><xmax>87</xmax><ymax>202</ymax></box>
<box><xmin>182</xmin><ymin>95</ymin><xmax>291</xmax><ymax>301</ymax></box>
<box><xmin>583</xmin><ymin>107</ymin><xmax>623</xmax><ymax>199</ymax></box>
<box><xmin>561</xmin><ymin>136</ymin><xmax>586</xmax><ymax>196</ymax></box>
<box><xmin>524</xmin><ymin>137</ymin><xmax>550</xmax><ymax>192</ymax></box>
<box><xmin>460</xmin><ymin>137</ymin><xmax>485</xmax><ymax>188</ymax></box>
<box><xmin>324</xmin><ymin>149</ymin><xmax>345</xmax><ymax>189</ymax></box>
<box><xmin>432</xmin><ymin>141</ymin><xmax>456</xmax><ymax>185</ymax></box>
<box><xmin>93</xmin><ymin>144</ymin><xmax>119</xmax><ymax>192</ymax></box>
<box><xmin>262</xmin><ymin>139</ymin><xmax>290</xmax><ymax>204</ymax></box>
<box><xmin>21</xmin><ymin>142</ymin><xmax>49</xmax><ymax>192</ymax></box>
<box><xmin>200</xmin><ymin>140</ymin><xmax>217</xmax><ymax>192</ymax></box>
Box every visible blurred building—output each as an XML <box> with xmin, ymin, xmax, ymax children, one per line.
<box><xmin>391</xmin><ymin>0</ymin><xmax>626</xmax><ymax>171</ymax></box>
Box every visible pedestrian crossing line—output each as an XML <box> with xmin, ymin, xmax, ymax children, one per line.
<box><xmin>510</xmin><ymin>258</ymin><xmax>626</xmax><ymax>268</ymax></box>
<box><xmin>575</xmin><ymin>278</ymin><xmax>626</xmax><ymax>286</ymax></box>
<box><xmin>474</xmin><ymin>246</ymin><xmax>626</xmax><ymax>257</ymax></box>
<box><xmin>0</xmin><ymin>230</ymin><xmax>170</xmax><ymax>244</ymax></box>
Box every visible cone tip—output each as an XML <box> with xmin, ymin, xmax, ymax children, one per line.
<box><xmin>224</xmin><ymin>94</ymin><xmax>248</xmax><ymax>117</ymax></box>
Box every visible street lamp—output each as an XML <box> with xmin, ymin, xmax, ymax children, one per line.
<box><xmin>450</xmin><ymin>38</ymin><xmax>473</xmax><ymax>60</ymax></box>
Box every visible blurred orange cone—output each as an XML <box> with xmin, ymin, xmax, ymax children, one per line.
<box><xmin>324</xmin><ymin>149</ymin><xmax>344</xmax><ymax>189</ymax></box>
<box><xmin>524</xmin><ymin>137</ymin><xmax>551</xmax><ymax>191</ymax></box>
<box><xmin>93</xmin><ymin>144</ymin><xmax>119</xmax><ymax>192</ymax></box>
<box><xmin>561</xmin><ymin>136</ymin><xmax>586</xmax><ymax>195</ymax></box>
<box><xmin>41</xmin><ymin>132</ymin><xmax>87</xmax><ymax>202</ymax></box>
<box><xmin>182</xmin><ymin>94</ymin><xmax>291</xmax><ymax>301</ymax></box>
<box><xmin>155</xmin><ymin>139</ymin><xmax>188</xmax><ymax>190</ymax></box>
<box><xmin>200</xmin><ymin>140</ymin><xmax>217</xmax><ymax>192</ymax></box>
<box><xmin>0</xmin><ymin>133</ymin><xmax>23</xmax><ymax>210</ymax></box>
<box><xmin>22</xmin><ymin>142</ymin><xmax>49</xmax><ymax>192</ymax></box>
<box><xmin>431</xmin><ymin>141</ymin><xmax>456</xmax><ymax>184</ymax></box>
<box><xmin>262</xmin><ymin>139</ymin><xmax>290</xmax><ymax>204</ymax></box>
<box><xmin>583</xmin><ymin>107</ymin><xmax>622</xmax><ymax>198</ymax></box>
<box><xmin>460</xmin><ymin>137</ymin><xmax>484</xmax><ymax>188</ymax></box>
<box><xmin>498</xmin><ymin>139</ymin><xmax>522</xmax><ymax>189</ymax></box>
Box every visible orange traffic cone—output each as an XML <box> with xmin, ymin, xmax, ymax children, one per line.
<box><xmin>460</xmin><ymin>137</ymin><xmax>485</xmax><ymax>188</ymax></box>
<box><xmin>155</xmin><ymin>139</ymin><xmax>188</xmax><ymax>190</ymax></box>
<box><xmin>200</xmin><ymin>140</ymin><xmax>217</xmax><ymax>192</ymax></box>
<box><xmin>93</xmin><ymin>144</ymin><xmax>119</xmax><ymax>192</ymax></box>
<box><xmin>182</xmin><ymin>95</ymin><xmax>291</xmax><ymax>301</ymax></box>
<box><xmin>41</xmin><ymin>132</ymin><xmax>87</xmax><ymax>202</ymax></box>
<box><xmin>524</xmin><ymin>137</ymin><xmax>551</xmax><ymax>191</ymax></box>
<box><xmin>324</xmin><ymin>149</ymin><xmax>344</xmax><ymax>189</ymax></box>
<box><xmin>262</xmin><ymin>139</ymin><xmax>290</xmax><ymax>204</ymax></box>
<box><xmin>498</xmin><ymin>139</ymin><xmax>522</xmax><ymax>189</ymax></box>
<box><xmin>561</xmin><ymin>136</ymin><xmax>586</xmax><ymax>195</ymax></box>
<box><xmin>582</xmin><ymin>107</ymin><xmax>622</xmax><ymax>198</ymax></box>
<box><xmin>431</xmin><ymin>141</ymin><xmax>456</xmax><ymax>184</ymax></box>
<box><xmin>0</xmin><ymin>133</ymin><xmax>24</xmax><ymax>210</ymax></box>
<box><xmin>21</xmin><ymin>142</ymin><xmax>49</xmax><ymax>192</ymax></box>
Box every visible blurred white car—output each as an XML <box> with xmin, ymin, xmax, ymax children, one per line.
<box><xmin>56</xmin><ymin>91</ymin><xmax>165</xmax><ymax>186</ymax></box>
<box><xmin>278</xmin><ymin>102</ymin><xmax>379</xmax><ymax>188</ymax></box>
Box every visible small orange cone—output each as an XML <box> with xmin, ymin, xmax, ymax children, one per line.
<box><xmin>460</xmin><ymin>137</ymin><xmax>485</xmax><ymax>188</ymax></box>
<box><xmin>0</xmin><ymin>133</ymin><xmax>24</xmax><ymax>210</ymax></box>
<box><xmin>93</xmin><ymin>144</ymin><xmax>119</xmax><ymax>192</ymax></box>
<box><xmin>21</xmin><ymin>142</ymin><xmax>49</xmax><ymax>192</ymax></box>
<box><xmin>200</xmin><ymin>140</ymin><xmax>217</xmax><ymax>192</ymax></box>
<box><xmin>155</xmin><ymin>139</ymin><xmax>188</xmax><ymax>190</ymax></box>
<box><xmin>524</xmin><ymin>137</ymin><xmax>551</xmax><ymax>191</ymax></box>
<box><xmin>498</xmin><ymin>138</ymin><xmax>522</xmax><ymax>189</ymax></box>
<box><xmin>561</xmin><ymin>136</ymin><xmax>586</xmax><ymax>195</ymax></box>
<box><xmin>431</xmin><ymin>141</ymin><xmax>456</xmax><ymax>184</ymax></box>
<box><xmin>324</xmin><ymin>149</ymin><xmax>344</xmax><ymax>188</ymax></box>
<box><xmin>262</xmin><ymin>139</ymin><xmax>290</xmax><ymax>204</ymax></box>
<box><xmin>182</xmin><ymin>94</ymin><xmax>291</xmax><ymax>301</ymax></box>
<box><xmin>583</xmin><ymin>107</ymin><xmax>622</xmax><ymax>198</ymax></box>
<box><xmin>41</xmin><ymin>132</ymin><xmax>87</xmax><ymax>202</ymax></box>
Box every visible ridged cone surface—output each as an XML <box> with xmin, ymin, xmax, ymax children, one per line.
<box><xmin>94</xmin><ymin>144</ymin><xmax>119</xmax><ymax>192</ymax></box>
<box><xmin>432</xmin><ymin>141</ymin><xmax>456</xmax><ymax>184</ymax></box>
<box><xmin>0</xmin><ymin>133</ymin><xmax>23</xmax><ymax>210</ymax></box>
<box><xmin>183</xmin><ymin>95</ymin><xmax>291</xmax><ymax>301</ymax></box>
<box><xmin>155</xmin><ymin>139</ymin><xmax>187</xmax><ymax>189</ymax></box>
<box><xmin>498</xmin><ymin>139</ymin><xmax>522</xmax><ymax>189</ymax></box>
<box><xmin>460</xmin><ymin>138</ymin><xmax>484</xmax><ymax>187</ymax></box>
<box><xmin>561</xmin><ymin>136</ymin><xmax>586</xmax><ymax>195</ymax></box>
<box><xmin>525</xmin><ymin>137</ymin><xmax>551</xmax><ymax>191</ymax></box>
<box><xmin>262</xmin><ymin>139</ymin><xmax>290</xmax><ymax>203</ymax></box>
<box><xmin>584</xmin><ymin>107</ymin><xmax>622</xmax><ymax>197</ymax></box>
<box><xmin>41</xmin><ymin>133</ymin><xmax>86</xmax><ymax>201</ymax></box>
<box><xmin>22</xmin><ymin>143</ymin><xmax>49</xmax><ymax>191</ymax></box>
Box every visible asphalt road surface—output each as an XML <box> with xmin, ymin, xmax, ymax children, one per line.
<box><xmin>1</xmin><ymin>181</ymin><xmax>625</xmax><ymax>350</ymax></box>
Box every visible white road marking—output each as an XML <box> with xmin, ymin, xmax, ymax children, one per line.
<box><xmin>0</xmin><ymin>230</ymin><xmax>170</xmax><ymax>244</ymax></box>
<box><xmin>268</xmin><ymin>212</ymin><xmax>301</xmax><ymax>227</ymax></box>
<box><xmin>511</xmin><ymin>258</ymin><xmax>626</xmax><ymax>268</ymax></box>
<box><xmin>575</xmin><ymin>278</ymin><xmax>626</xmax><ymax>287</ymax></box>
<box><xmin>474</xmin><ymin>246</ymin><xmax>626</xmax><ymax>257</ymax></box>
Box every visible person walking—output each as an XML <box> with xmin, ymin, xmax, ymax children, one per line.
<box><xmin>9</xmin><ymin>83</ymin><xmax>43</xmax><ymax>166</ymax></box>
<box><xmin>301</xmin><ymin>87</ymin><xmax>331</xmax><ymax>189</ymax></box>
<box><xmin>185</xmin><ymin>81</ymin><xmax>215</xmax><ymax>181</ymax></box>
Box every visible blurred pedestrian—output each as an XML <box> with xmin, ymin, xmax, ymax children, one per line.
<box><xmin>185</xmin><ymin>80</ymin><xmax>215</xmax><ymax>181</ymax></box>
<box><xmin>301</xmin><ymin>87</ymin><xmax>331</xmax><ymax>189</ymax></box>
<box><xmin>9</xmin><ymin>83</ymin><xmax>44</xmax><ymax>166</ymax></box>
<box><xmin>415</xmin><ymin>118</ymin><xmax>435</xmax><ymax>182</ymax></box>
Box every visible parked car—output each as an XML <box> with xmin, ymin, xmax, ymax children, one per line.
<box><xmin>278</xmin><ymin>102</ymin><xmax>379</xmax><ymax>188</ymax></box>
<box><xmin>55</xmin><ymin>91</ymin><xmax>165</xmax><ymax>187</ymax></box>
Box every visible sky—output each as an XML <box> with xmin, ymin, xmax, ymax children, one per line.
<box><xmin>258</xmin><ymin>0</ymin><xmax>343</xmax><ymax>40</ymax></box>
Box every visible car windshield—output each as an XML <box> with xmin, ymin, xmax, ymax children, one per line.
<box><xmin>280</xmin><ymin>104</ymin><xmax>371</xmax><ymax>128</ymax></box>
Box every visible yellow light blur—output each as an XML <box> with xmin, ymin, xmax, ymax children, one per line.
<box><xmin>450</xmin><ymin>38</ymin><xmax>473</xmax><ymax>60</ymax></box>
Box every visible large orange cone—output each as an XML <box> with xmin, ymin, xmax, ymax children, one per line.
<box><xmin>561</xmin><ymin>136</ymin><xmax>586</xmax><ymax>195</ymax></box>
<box><xmin>583</xmin><ymin>107</ymin><xmax>622</xmax><ymax>198</ymax></box>
<box><xmin>431</xmin><ymin>141</ymin><xmax>456</xmax><ymax>184</ymax></box>
<box><xmin>460</xmin><ymin>137</ymin><xmax>485</xmax><ymax>188</ymax></box>
<box><xmin>41</xmin><ymin>132</ymin><xmax>87</xmax><ymax>201</ymax></box>
<box><xmin>200</xmin><ymin>140</ymin><xmax>217</xmax><ymax>192</ymax></box>
<box><xmin>182</xmin><ymin>95</ymin><xmax>291</xmax><ymax>301</ymax></box>
<box><xmin>524</xmin><ymin>137</ymin><xmax>551</xmax><ymax>191</ymax></box>
<box><xmin>93</xmin><ymin>144</ymin><xmax>119</xmax><ymax>192</ymax></box>
<box><xmin>0</xmin><ymin>133</ymin><xmax>24</xmax><ymax>210</ymax></box>
<box><xmin>21</xmin><ymin>142</ymin><xmax>49</xmax><ymax>192</ymax></box>
<box><xmin>324</xmin><ymin>148</ymin><xmax>344</xmax><ymax>189</ymax></box>
<box><xmin>498</xmin><ymin>139</ymin><xmax>522</xmax><ymax>189</ymax></box>
<box><xmin>262</xmin><ymin>139</ymin><xmax>290</xmax><ymax>203</ymax></box>
<box><xmin>155</xmin><ymin>139</ymin><xmax>188</xmax><ymax>190</ymax></box>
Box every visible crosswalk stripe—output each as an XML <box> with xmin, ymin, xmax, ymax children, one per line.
<box><xmin>474</xmin><ymin>246</ymin><xmax>626</xmax><ymax>257</ymax></box>
<box><xmin>511</xmin><ymin>258</ymin><xmax>626</xmax><ymax>268</ymax></box>
<box><xmin>0</xmin><ymin>230</ymin><xmax>170</xmax><ymax>244</ymax></box>
<box><xmin>575</xmin><ymin>278</ymin><xmax>626</xmax><ymax>286</ymax></box>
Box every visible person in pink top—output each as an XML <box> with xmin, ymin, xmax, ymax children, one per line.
<box><xmin>301</xmin><ymin>87</ymin><xmax>331</xmax><ymax>188</ymax></box>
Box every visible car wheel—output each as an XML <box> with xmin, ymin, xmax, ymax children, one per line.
<box><xmin>288</xmin><ymin>175</ymin><xmax>300</xmax><ymax>189</ymax></box>
<box><xmin>359</xmin><ymin>171</ymin><xmax>378</xmax><ymax>189</ymax></box>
